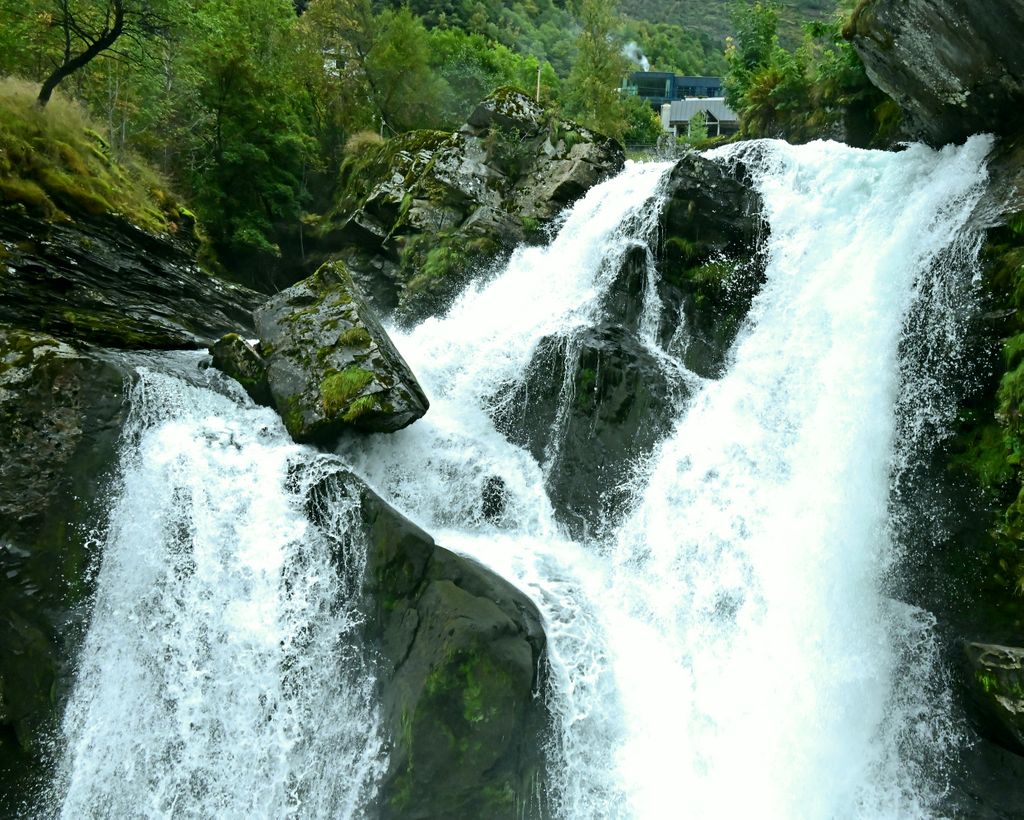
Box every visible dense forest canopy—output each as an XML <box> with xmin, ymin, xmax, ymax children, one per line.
<box><xmin>0</xmin><ymin>0</ymin><xmax>884</xmax><ymax>275</ymax></box>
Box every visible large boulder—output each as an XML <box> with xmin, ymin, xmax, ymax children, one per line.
<box><xmin>318</xmin><ymin>89</ymin><xmax>624</xmax><ymax>323</ymax></box>
<box><xmin>305</xmin><ymin>470</ymin><xmax>549</xmax><ymax>820</ymax></box>
<box><xmin>846</xmin><ymin>0</ymin><xmax>1024</xmax><ymax>146</ymax></box>
<box><xmin>0</xmin><ymin>208</ymin><xmax>262</xmax><ymax>349</ymax></box>
<box><xmin>660</xmin><ymin>152</ymin><xmax>766</xmax><ymax>378</ymax></box>
<box><xmin>252</xmin><ymin>260</ymin><xmax>428</xmax><ymax>442</ymax></box>
<box><xmin>492</xmin><ymin>153</ymin><xmax>766</xmax><ymax>537</ymax></box>
<box><xmin>962</xmin><ymin>642</ymin><xmax>1024</xmax><ymax>755</ymax></box>
<box><xmin>0</xmin><ymin>326</ymin><xmax>131</xmax><ymax>810</ymax></box>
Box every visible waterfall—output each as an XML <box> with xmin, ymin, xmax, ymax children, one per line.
<box><xmin>50</xmin><ymin>138</ymin><xmax>993</xmax><ymax>818</ymax></box>
<box><xmin>50</xmin><ymin>361</ymin><xmax>384</xmax><ymax>817</ymax></box>
<box><xmin>342</xmin><ymin>140</ymin><xmax>992</xmax><ymax>817</ymax></box>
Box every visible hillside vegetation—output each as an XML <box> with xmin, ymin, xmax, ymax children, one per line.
<box><xmin>0</xmin><ymin>0</ymin><xmax>876</xmax><ymax>283</ymax></box>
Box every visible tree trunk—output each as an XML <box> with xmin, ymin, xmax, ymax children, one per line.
<box><xmin>36</xmin><ymin>2</ymin><xmax>126</xmax><ymax>108</ymax></box>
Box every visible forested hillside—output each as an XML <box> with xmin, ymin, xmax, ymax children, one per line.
<box><xmin>0</xmin><ymin>0</ymin><xmax>870</xmax><ymax>287</ymax></box>
<box><xmin>622</xmin><ymin>0</ymin><xmax>836</xmax><ymax>42</ymax></box>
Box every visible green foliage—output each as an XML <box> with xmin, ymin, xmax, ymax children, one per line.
<box><xmin>619</xmin><ymin>19</ymin><xmax>727</xmax><ymax>76</ymax></box>
<box><xmin>181</xmin><ymin>0</ymin><xmax>313</xmax><ymax>262</ymax></box>
<box><xmin>565</xmin><ymin>0</ymin><xmax>630</xmax><ymax>141</ymax></box>
<box><xmin>950</xmin><ymin>216</ymin><xmax>1024</xmax><ymax>595</ymax></box>
<box><xmin>620</xmin><ymin>91</ymin><xmax>663</xmax><ymax>145</ymax></box>
<box><xmin>724</xmin><ymin>1</ymin><xmax>899</xmax><ymax>147</ymax></box>
<box><xmin>680</xmin><ymin>109</ymin><xmax>709</xmax><ymax>145</ymax></box>
<box><xmin>0</xmin><ymin>78</ymin><xmax>179</xmax><ymax>231</ymax></box>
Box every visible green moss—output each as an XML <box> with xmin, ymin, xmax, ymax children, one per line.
<box><xmin>282</xmin><ymin>394</ymin><xmax>305</xmax><ymax>436</ymax></box>
<box><xmin>337</xmin><ymin>326</ymin><xmax>372</xmax><ymax>348</ymax></box>
<box><xmin>320</xmin><ymin>366</ymin><xmax>374</xmax><ymax>417</ymax></box>
<box><xmin>341</xmin><ymin>393</ymin><xmax>380</xmax><ymax>422</ymax></box>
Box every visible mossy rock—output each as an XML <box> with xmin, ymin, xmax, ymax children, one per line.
<box><xmin>0</xmin><ymin>326</ymin><xmax>131</xmax><ymax>810</ymax></box>
<box><xmin>0</xmin><ymin>207</ymin><xmax>262</xmax><ymax>350</ymax></box>
<box><xmin>254</xmin><ymin>260</ymin><xmax>428</xmax><ymax>442</ymax></box>
<box><xmin>209</xmin><ymin>333</ymin><xmax>272</xmax><ymax>406</ymax></box>
<box><xmin>304</xmin><ymin>470</ymin><xmax>549</xmax><ymax>819</ymax></box>
<box><xmin>962</xmin><ymin>642</ymin><xmax>1024</xmax><ymax>754</ymax></box>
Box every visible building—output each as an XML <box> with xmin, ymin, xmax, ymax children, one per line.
<box><xmin>661</xmin><ymin>98</ymin><xmax>740</xmax><ymax>139</ymax></box>
<box><xmin>621</xmin><ymin>72</ymin><xmax>725</xmax><ymax>108</ymax></box>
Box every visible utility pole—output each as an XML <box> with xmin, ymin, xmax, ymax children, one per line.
<box><xmin>536</xmin><ymin>64</ymin><xmax>541</xmax><ymax>103</ymax></box>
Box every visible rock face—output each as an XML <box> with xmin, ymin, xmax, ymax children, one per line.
<box><xmin>847</xmin><ymin>0</ymin><xmax>1024</xmax><ymax>146</ymax></box>
<box><xmin>660</xmin><ymin>152</ymin><xmax>767</xmax><ymax>378</ymax></box>
<box><xmin>319</xmin><ymin>88</ymin><xmax>624</xmax><ymax>323</ymax></box>
<box><xmin>494</xmin><ymin>153</ymin><xmax>766</xmax><ymax>536</ymax></box>
<box><xmin>0</xmin><ymin>326</ymin><xmax>131</xmax><ymax>808</ymax></box>
<box><xmin>0</xmin><ymin>208</ymin><xmax>263</xmax><ymax>348</ymax></box>
<box><xmin>253</xmin><ymin>260</ymin><xmax>428</xmax><ymax>442</ymax></box>
<box><xmin>305</xmin><ymin>471</ymin><xmax>548</xmax><ymax>820</ymax></box>
<box><xmin>963</xmin><ymin>642</ymin><xmax>1024</xmax><ymax>755</ymax></box>
<box><xmin>208</xmin><ymin>333</ymin><xmax>272</xmax><ymax>406</ymax></box>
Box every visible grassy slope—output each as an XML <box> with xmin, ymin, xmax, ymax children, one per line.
<box><xmin>0</xmin><ymin>78</ymin><xmax>184</xmax><ymax>234</ymax></box>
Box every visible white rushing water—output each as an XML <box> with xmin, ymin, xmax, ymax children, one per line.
<box><xmin>344</xmin><ymin>139</ymin><xmax>992</xmax><ymax>818</ymax></box>
<box><xmin>51</xmin><ymin>364</ymin><xmax>385</xmax><ymax>818</ymax></box>
<box><xmin>53</xmin><ymin>138</ymin><xmax>992</xmax><ymax>818</ymax></box>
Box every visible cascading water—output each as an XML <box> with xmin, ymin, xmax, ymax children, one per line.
<box><xmin>49</xmin><ymin>361</ymin><xmax>385</xmax><ymax>817</ymax></box>
<box><xmin>49</xmin><ymin>137</ymin><xmax>993</xmax><ymax>818</ymax></box>
<box><xmin>342</xmin><ymin>139</ymin><xmax>993</xmax><ymax>817</ymax></box>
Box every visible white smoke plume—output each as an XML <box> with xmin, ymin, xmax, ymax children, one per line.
<box><xmin>621</xmin><ymin>41</ymin><xmax>650</xmax><ymax>72</ymax></box>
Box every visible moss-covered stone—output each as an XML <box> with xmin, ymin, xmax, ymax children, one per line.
<box><xmin>254</xmin><ymin>260</ymin><xmax>428</xmax><ymax>442</ymax></box>
<box><xmin>962</xmin><ymin>642</ymin><xmax>1024</xmax><ymax>754</ymax></box>
<box><xmin>0</xmin><ymin>325</ymin><xmax>131</xmax><ymax>810</ymax></box>
<box><xmin>209</xmin><ymin>333</ymin><xmax>272</xmax><ymax>405</ymax></box>
<box><xmin>301</xmin><ymin>470</ymin><xmax>549</xmax><ymax>819</ymax></box>
<box><xmin>311</xmin><ymin>89</ymin><xmax>624</xmax><ymax>325</ymax></box>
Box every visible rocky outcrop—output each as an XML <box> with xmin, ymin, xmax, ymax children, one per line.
<box><xmin>0</xmin><ymin>326</ymin><xmax>131</xmax><ymax>808</ymax></box>
<box><xmin>493</xmin><ymin>153</ymin><xmax>766</xmax><ymax>536</ymax></box>
<box><xmin>305</xmin><ymin>470</ymin><xmax>548</xmax><ymax>820</ymax></box>
<box><xmin>846</xmin><ymin>0</ymin><xmax>1024</xmax><ymax>147</ymax></box>
<box><xmin>0</xmin><ymin>208</ymin><xmax>262</xmax><ymax>349</ymax></box>
<box><xmin>250</xmin><ymin>260</ymin><xmax>428</xmax><ymax>442</ymax></box>
<box><xmin>208</xmin><ymin>334</ymin><xmax>271</xmax><ymax>406</ymax></box>
<box><xmin>660</xmin><ymin>152</ymin><xmax>766</xmax><ymax>378</ymax></box>
<box><xmin>963</xmin><ymin>642</ymin><xmax>1024</xmax><ymax>755</ymax></box>
<box><xmin>319</xmin><ymin>88</ymin><xmax>624</xmax><ymax>323</ymax></box>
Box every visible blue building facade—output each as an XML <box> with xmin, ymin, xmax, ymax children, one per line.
<box><xmin>622</xmin><ymin>72</ymin><xmax>724</xmax><ymax>107</ymax></box>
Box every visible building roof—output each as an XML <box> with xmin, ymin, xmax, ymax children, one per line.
<box><xmin>667</xmin><ymin>97</ymin><xmax>738</xmax><ymax>123</ymax></box>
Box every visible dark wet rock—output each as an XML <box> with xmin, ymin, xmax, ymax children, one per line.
<box><xmin>0</xmin><ymin>326</ymin><xmax>130</xmax><ymax>809</ymax></box>
<box><xmin>481</xmin><ymin>476</ymin><xmax>509</xmax><ymax>525</ymax></box>
<box><xmin>305</xmin><ymin>470</ymin><xmax>548</xmax><ymax>820</ymax></box>
<box><xmin>0</xmin><ymin>208</ymin><xmax>263</xmax><ymax>349</ymax></box>
<box><xmin>491</xmin><ymin>152</ymin><xmax>765</xmax><ymax>537</ymax></box>
<box><xmin>317</xmin><ymin>88</ymin><xmax>624</xmax><ymax>323</ymax></box>
<box><xmin>846</xmin><ymin>0</ymin><xmax>1024</xmax><ymax>146</ymax></box>
<box><xmin>962</xmin><ymin>641</ymin><xmax>1024</xmax><ymax>754</ymax></box>
<box><xmin>495</xmin><ymin>322</ymin><xmax>680</xmax><ymax>539</ymax></box>
<box><xmin>660</xmin><ymin>152</ymin><xmax>766</xmax><ymax>378</ymax></box>
<box><xmin>254</xmin><ymin>260</ymin><xmax>428</xmax><ymax>442</ymax></box>
<box><xmin>208</xmin><ymin>333</ymin><xmax>271</xmax><ymax>406</ymax></box>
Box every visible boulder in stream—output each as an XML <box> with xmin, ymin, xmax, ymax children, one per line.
<box><xmin>305</xmin><ymin>470</ymin><xmax>548</xmax><ymax>820</ymax></box>
<box><xmin>962</xmin><ymin>641</ymin><xmax>1024</xmax><ymax>755</ymax></box>
<box><xmin>253</xmin><ymin>260</ymin><xmax>428</xmax><ymax>443</ymax></box>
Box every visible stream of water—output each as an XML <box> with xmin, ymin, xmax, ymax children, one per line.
<box><xmin>51</xmin><ymin>137</ymin><xmax>993</xmax><ymax>818</ymax></box>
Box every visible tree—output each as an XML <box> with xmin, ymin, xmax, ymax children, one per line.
<box><xmin>565</xmin><ymin>0</ymin><xmax>629</xmax><ymax>141</ymax></box>
<box><xmin>182</xmin><ymin>0</ymin><xmax>313</xmax><ymax>268</ymax></box>
<box><xmin>35</xmin><ymin>0</ymin><xmax>168</xmax><ymax>107</ymax></box>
